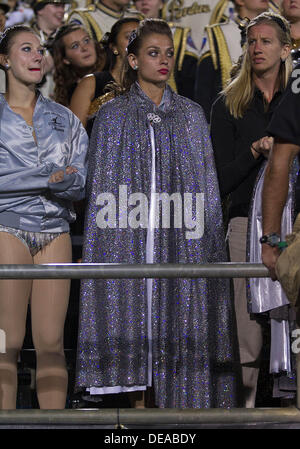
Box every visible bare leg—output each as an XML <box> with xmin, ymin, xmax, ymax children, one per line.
<box><xmin>0</xmin><ymin>233</ymin><xmax>32</xmax><ymax>409</ymax></box>
<box><xmin>31</xmin><ymin>233</ymin><xmax>72</xmax><ymax>409</ymax></box>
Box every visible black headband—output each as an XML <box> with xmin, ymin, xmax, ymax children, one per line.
<box><xmin>270</xmin><ymin>15</ymin><xmax>287</xmax><ymax>33</ymax></box>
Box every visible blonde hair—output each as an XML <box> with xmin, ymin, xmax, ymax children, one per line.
<box><xmin>223</xmin><ymin>12</ymin><xmax>292</xmax><ymax>118</ymax></box>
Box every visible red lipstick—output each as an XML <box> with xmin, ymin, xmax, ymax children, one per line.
<box><xmin>158</xmin><ymin>69</ymin><xmax>169</xmax><ymax>75</ymax></box>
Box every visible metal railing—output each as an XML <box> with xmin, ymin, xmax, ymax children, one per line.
<box><xmin>0</xmin><ymin>262</ymin><xmax>299</xmax><ymax>428</ymax></box>
<box><xmin>0</xmin><ymin>262</ymin><xmax>268</xmax><ymax>279</ymax></box>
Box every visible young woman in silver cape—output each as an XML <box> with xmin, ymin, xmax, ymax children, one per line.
<box><xmin>76</xmin><ymin>18</ymin><xmax>240</xmax><ymax>408</ymax></box>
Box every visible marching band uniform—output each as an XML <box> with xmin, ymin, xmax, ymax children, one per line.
<box><xmin>194</xmin><ymin>15</ymin><xmax>243</xmax><ymax>122</ymax></box>
<box><xmin>5</xmin><ymin>1</ymin><xmax>34</xmax><ymax>28</ymax></box>
<box><xmin>67</xmin><ymin>1</ymin><xmax>142</xmax><ymax>41</ymax></box>
<box><xmin>161</xmin><ymin>0</ymin><xmax>233</xmax><ymax>53</ymax></box>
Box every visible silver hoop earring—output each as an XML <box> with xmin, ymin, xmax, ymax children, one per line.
<box><xmin>134</xmin><ymin>65</ymin><xmax>138</xmax><ymax>70</ymax></box>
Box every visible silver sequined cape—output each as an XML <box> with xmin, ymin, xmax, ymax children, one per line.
<box><xmin>76</xmin><ymin>83</ymin><xmax>240</xmax><ymax>408</ymax></box>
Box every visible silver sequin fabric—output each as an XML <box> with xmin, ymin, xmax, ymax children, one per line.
<box><xmin>76</xmin><ymin>83</ymin><xmax>240</xmax><ymax>408</ymax></box>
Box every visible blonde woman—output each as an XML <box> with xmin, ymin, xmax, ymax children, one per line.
<box><xmin>210</xmin><ymin>12</ymin><xmax>292</xmax><ymax>408</ymax></box>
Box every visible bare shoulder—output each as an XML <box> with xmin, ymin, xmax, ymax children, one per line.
<box><xmin>77</xmin><ymin>74</ymin><xmax>96</xmax><ymax>89</ymax></box>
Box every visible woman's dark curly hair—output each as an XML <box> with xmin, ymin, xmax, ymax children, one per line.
<box><xmin>51</xmin><ymin>23</ymin><xmax>106</xmax><ymax>106</ymax></box>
